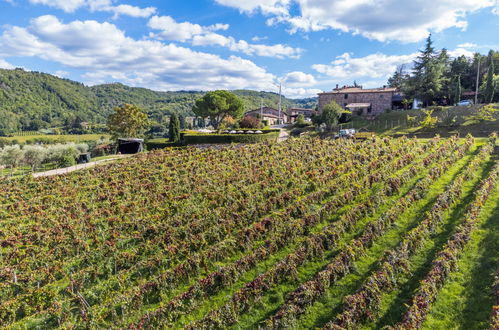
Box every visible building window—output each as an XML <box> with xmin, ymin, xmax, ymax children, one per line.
<box><xmin>344</xmin><ymin>94</ymin><xmax>348</xmax><ymax>99</ymax></box>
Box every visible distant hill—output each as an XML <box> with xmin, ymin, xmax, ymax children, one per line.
<box><xmin>0</xmin><ymin>68</ymin><xmax>317</xmax><ymax>134</ymax></box>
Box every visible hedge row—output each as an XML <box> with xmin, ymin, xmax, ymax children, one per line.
<box><xmin>146</xmin><ymin>130</ymin><xmax>280</xmax><ymax>149</ymax></box>
<box><xmin>145</xmin><ymin>139</ymin><xmax>183</xmax><ymax>150</ymax></box>
<box><xmin>182</xmin><ymin>131</ymin><xmax>279</xmax><ymax>144</ymax></box>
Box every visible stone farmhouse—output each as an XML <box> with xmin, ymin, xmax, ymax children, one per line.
<box><xmin>287</xmin><ymin>108</ymin><xmax>318</xmax><ymax>123</ymax></box>
<box><xmin>245</xmin><ymin>106</ymin><xmax>288</xmax><ymax>125</ymax></box>
<box><xmin>318</xmin><ymin>85</ymin><xmax>403</xmax><ymax>116</ymax></box>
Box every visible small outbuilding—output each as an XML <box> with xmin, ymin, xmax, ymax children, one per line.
<box><xmin>118</xmin><ymin>138</ymin><xmax>144</xmax><ymax>154</ymax></box>
<box><xmin>77</xmin><ymin>153</ymin><xmax>91</xmax><ymax>164</ymax></box>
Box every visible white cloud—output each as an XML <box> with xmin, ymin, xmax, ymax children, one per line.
<box><xmin>54</xmin><ymin>70</ymin><xmax>69</xmax><ymax>77</ymax></box>
<box><xmin>192</xmin><ymin>33</ymin><xmax>302</xmax><ymax>59</ymax></box>
<box><xmin>29</xmin><ymin>0</ymin><xmax>156</xmax><ymax>17</ymax></box>
<box><xmin>214</xmin><ymin>0</ymin><xmax>291</xmax><ymax>15</ymax></box>
<box><xmin>448</xmin><ymin>48</ymin><xmax>475</xmax><ymax>58</ymax></box>
<box><xmin>251</xmin><ymin>35</ymin><xmax>268</xmax><ymax>42</ymax></box>
<box><xmin>148</xmin><ymin>15</ymin><xmax>228</xmax><ymax>42</ymax></box>
<box><xmin>216</xmin><ymin>0</ymin><xmax>498</xmax><ymax>43</ymax></box>
<box><xmin>149</xmin><ymin>15</ymin><xmax>302</xmax><ymax>59</ymax></box>
<box><xmin>457</xmin><ymin>42</ymin><xmax>477</xmax><ymax>48</ymax></box>
<box><xmin>282</xmin><ymin>71</ymin><xmax>316</xmax><ymax>87</ymax></box>
<box><xmin>282</xmin><ymin>87</ymin><xmax>322</xmax><ymax>98</ymax></box>
<box><xmin>312</xmin><ymin>52</ymin><xmax>417</xmax><ymax>80</ymax></box>
<box><xmin>0</xmin><ymin>59</ymin><xmax>15</xmax><ymax>69</ymax></box>
<box><xmin>0</xmin><ymin>15</ymin><xmax>280</xmax><ymax>92</ymax></box>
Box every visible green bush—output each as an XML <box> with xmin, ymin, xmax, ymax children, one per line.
<box><xmin>146</xmin><ymin>139</ymin><xmax>183</xmax><ymax>150</ymax></box>
<box><xmin>183</xmin><ymin>130</ymin><xmax>279</xmax><ymax>144</ymax></box>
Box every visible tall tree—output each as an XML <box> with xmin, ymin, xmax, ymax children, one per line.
<box><xmin>388</xmin><ymin>65</ymin><xmax>409</xmax><ymax>89</ymax></box>
<box><xmin>438</xmin><ymin>48</ymin><xmax>452</xmax><ymax>103</ymax></box>
<box><xmin>169</xmin><ymin>113</ymin><xmax>181</xmax><ymax>143</ymax></box>
<box><xmin>412</xmin><ymin>34</ymin><xmax>445</xmax><ymax>106</ymax></box>
<box><xmin>453</xmin><ymin>75</ymin><xmax>462</xmax><ymax>105</ymax></box>
<box><xmin>107</xmin><ymin>104</ymin><xmax>150</xmax><ymax>139</ymax></box>
<box><xmin>192</xmin><ymin>90</ymin><xmax>244</xmax><ymax>129</ymax></box>
<box><xmin>484</xmin><ymin>50</ymin><xmax>495</xmax><ymax>103</ymax></box>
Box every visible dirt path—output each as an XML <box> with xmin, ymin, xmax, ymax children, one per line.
<box><xmin>278</xmin><ymin>128</ymin><xmax>291</xmax><ymax>142</ymax></box>
<box><xmin>33</xmin><ymin>156</ymin><xmax>127</xmax><ymax>178</ymax></box>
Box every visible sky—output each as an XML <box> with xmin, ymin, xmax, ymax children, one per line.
<box><xmin>0</xmin><ymin>0</ymin><xmax>498</xmax><ymax>98</ymax></box>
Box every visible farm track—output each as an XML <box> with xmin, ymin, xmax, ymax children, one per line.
<box><xmin>0</xmin><ymin>136</ymin><xmax>497</xmax><ymax>329</ymax></box>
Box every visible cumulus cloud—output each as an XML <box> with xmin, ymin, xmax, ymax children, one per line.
<box><xmin>282</xmin><ymin>87</ymin><xmax>322</xmax><ymax>98</ymax></box>
<box><xmin>29</xmin><ymin>0</ymin><xmax>156</xmax><ymax>18</ymax></box>
<box><xmin>216</xmin><ymin>0</ymin><xmax>498</xmax><ymax>43</ymax></box>
<box><xmin>282</xmin><ymin>71</ymin><xmax>316</xmax><ymax>87</ymax></box>
<box><xmin>0</xmin><ymin>15</ymin><xmax>281</xmax><ymax>92</ymax></box>
<box><xmin>192</xmin><ymin>33</ymin><xmax>302</xmax><ymax>59</ymax></box>
<box><xmin>148</xmin><ymin>15</ymin><xmax>228</xmax><ymax>42</ymax></box>
<box><xmin>214</xmin><ymin>0</ymin><xmax>291</xmax><ymax>15</ymax></box>
<box><xmin>312</xmin><ymin>52</ymin><xmax>417</xmax><ymax>80</ymax></box>
<box><xmin>0</xmin><ymin>59</ymin><xmax>15</xmax><ymax>69</ymax></box>
<box><xmin>149</xmin><ymin>15</ymin><xmax>302</xmax><ymax>59</ymax></box>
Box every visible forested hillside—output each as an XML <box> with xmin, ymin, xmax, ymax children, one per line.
<box><xmin>0</xmin><ymin>69</ymin><xmax>317</xmax><ymax>134</ymax></box>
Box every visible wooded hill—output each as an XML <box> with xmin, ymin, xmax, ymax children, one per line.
<box><xmin>0</xmin><ymin>68</ymin><xmax>317</xmax><ymax>134</ymax></box>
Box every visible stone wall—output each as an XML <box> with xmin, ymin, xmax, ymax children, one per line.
<box><xmin>319</xmin><ymin>91</ymin><xmax>394</xmax><ymax>115</ymax></box>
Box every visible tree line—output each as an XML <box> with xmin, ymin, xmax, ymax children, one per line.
<box><xmin>0</xmin><ymin>69</ymin><xmax>315</xmax><ymax>135</ymax></box>
<box><xmin>388</xmin><ymin>35</ymin><xmax>498</xmax><ymax>106</ymax></box>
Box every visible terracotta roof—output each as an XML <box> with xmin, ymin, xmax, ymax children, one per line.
<box><xmin>246</xmin><ymin>107</ymin><xmax>288</xmax><ymax>116</ymax></box>
<box><xmin>319</xmin><ymin>87</ymin><xmax>397</xmax><ymax>95</ymax></box>
<box><xmin>346</xmin><ymin>103</ymin><xmax>371</xmax><ymax>108</ymax></box>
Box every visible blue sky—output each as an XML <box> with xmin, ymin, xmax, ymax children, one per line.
<box><xmin>0</xmin><ymin>0</ymin><xmax>498</xmax><ymax>98</ymax></box>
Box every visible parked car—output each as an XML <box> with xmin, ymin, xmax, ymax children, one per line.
<box><xmin>456</xmin><ymin>99</ymin><xmax>473</xmax><ymax>106</ymax></box>
<box><xmin>334</xmin><ymin>129</ymin><xmax>356</xmax><ymax>139</ymax></box>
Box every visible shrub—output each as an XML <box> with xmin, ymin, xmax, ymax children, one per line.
<box><xmin>183</xmin><ymin>130</ymin><xmax>279</xmax><ymax>144</ymax></box>
<box><xmin>146</xmin><ymin>139</ymin><xmax>183</xmax><ymax>150</ymax></box>
<box><xmin>239</xmin><ymin>116</ymin><xmax>261</xmax><ymax>129</ymax></box>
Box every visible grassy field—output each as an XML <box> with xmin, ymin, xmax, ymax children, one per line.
<box><xmin>0</xmin><ymin>136</ymin><xmax>497</xmax><ymax>329</ymax></box>
<box><xmin>0</xmin><ymin>134</ymin><xmax>110</xmax><ymax>144</ymax></box>
<box><xmin>348</xmin><ymin>104</ymin><xmax>499</xmax><ymax>137</ymax></box>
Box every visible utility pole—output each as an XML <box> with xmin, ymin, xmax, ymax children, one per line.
<box><xmin>278</xmin><ymin>82</ymin><xmax>282</xmax><ymax>125</ymax></box>
<box><xmin>475</xmin><ymin>56</ymin><xmax>481</xmax><ymax>104</ymax></box>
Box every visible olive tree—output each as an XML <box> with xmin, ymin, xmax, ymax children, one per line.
<box><xmin>0</xmin><ymin>145</ymin><xmax>25</xmax><ymax>172</ymax></box>
<box><xmin>23</xmin><ymin>145</ymin><xmax>47</xmax><ymax>171</ymax></box>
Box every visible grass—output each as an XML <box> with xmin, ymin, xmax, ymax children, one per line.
<box><xmin>370</xmin><ymin>155</ymin><xmax>494</xmax><ymax>328</ymax></box>
<box><xmin>349</xmin><ymin>104</ymin><xmax>499</xmax><ymax>137</ymax></box>
<box><xmin>226</xmin><ymin>141</ymin><xmax>476</xmax><ymax>329</ymax></box>
<box><xmin>295</xmin><ymin>143</ymin><xmax>481</xmax><ymax>329</ymax></box>
<box><xmin>422</xmin><ymin>185</ymin><xmax>499</xmax><ymax>329</ymax></box>
<box><xmin>160</xmin><ymin>140</ymin><xmax>437</xmax><ymax>328</ymax></box>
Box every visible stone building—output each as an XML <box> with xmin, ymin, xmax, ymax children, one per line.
<box><xmin>318</xmin><ymin>85</ymin><xmax>402</xmax><ymax>116</ymax></box>
<box><xmin>245</xmin><ymin>106</ymin><xmax>288</xmax><ymax>125</ymax></box>
<box><xmin>287</xmin><ymin>108</ymin><xmax>317</xmax><ymax>123</ymax></box>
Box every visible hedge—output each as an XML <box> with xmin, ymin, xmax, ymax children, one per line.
<box><xmin>146</xmin><ymin>139</ymin><xmax>183</xmax><ymax>150</ymax></box>
<box><xmin>183</xmin><ymin>131</ymin><xmax>279</xmax><ymax>144</ymax></box>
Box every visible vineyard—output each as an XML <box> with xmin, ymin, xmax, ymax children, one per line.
<box><xmin>0</xmin><ymin>136</ymin><xmax>498</xmax><ymax>329</ymax></box>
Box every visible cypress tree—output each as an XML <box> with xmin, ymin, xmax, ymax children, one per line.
<box><xmin>169</xmin><ymin>113</ymin><xmax>181</xmax><ymax>143</ymax></box>
<box><xmin>484</xmin><ymin>50</ymin><xmax>495</xmax><ymax>103</ymax></box>
<box><xmin>454</xmin><ymin>75</ymin><xmax>461</xmax><ymax>105</ymax></box>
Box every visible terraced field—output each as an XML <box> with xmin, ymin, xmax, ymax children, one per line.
<box><xmin>0</xmin><ymin>136</ymin><xmax>497</xmax><ymax>329</ymax></box>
